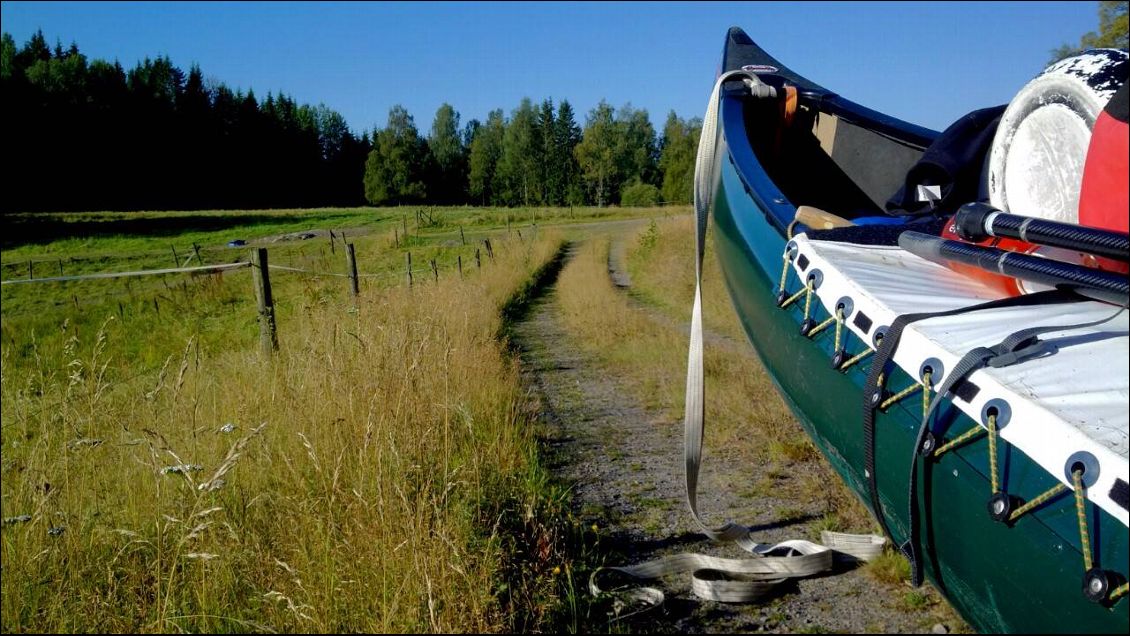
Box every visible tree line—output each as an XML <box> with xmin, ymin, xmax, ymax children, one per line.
<box><xmin>1</xmin><ymin>30</ymin><xmax>701</xmax><ymax>212</ymax></box>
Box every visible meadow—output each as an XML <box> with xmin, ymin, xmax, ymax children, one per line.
<box><xmin>1</xmin><ymin>205</ymin><xmax>963</xmax><ymax>633</ymax></box>
<box><xmin>0</xmin><ymin>206</ymin><xmax>666</xmax><ymax>633</ymax></box>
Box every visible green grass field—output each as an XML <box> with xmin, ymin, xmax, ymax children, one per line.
<box><xmin>1</xmin><ymin>206</ymin><xmax>679</xmax><ymax>633</ymax></box>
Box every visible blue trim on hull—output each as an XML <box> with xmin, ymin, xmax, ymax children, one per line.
<box><xmin>710</xmin><ymin>106</ymin><xmax>1128</xmax><ymax>632</ymax></box>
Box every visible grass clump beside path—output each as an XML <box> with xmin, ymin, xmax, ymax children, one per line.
<box><xmin>1</xmin><ymin>229</ymin><xmax>588</xmax><ymax>633</ymax></box>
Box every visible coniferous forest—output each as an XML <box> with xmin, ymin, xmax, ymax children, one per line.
<box><xmin>2</xmin><ymin>31</ymin><xmax>702</xmax><ymax>212</ymax></box>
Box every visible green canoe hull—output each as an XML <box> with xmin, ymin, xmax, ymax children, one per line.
<box><xmin>711</xmin><ymin>138</ymin><xmax>1129</xmax><ymax>633</ymax></box>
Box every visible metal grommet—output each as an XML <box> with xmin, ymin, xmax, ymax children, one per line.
<box><xmin>806</xmin><ymin>268</ymin><xmax>823</xmax><ymax>290</ymax></box>
<box><xmin>980</xmin><ymin>398</ymin><xmax>1011</xmax><ymax>429</ymax></box>
<box><xmin>834</xmin><ymin>296</ymin><xmax>854</xmax><ymax>320</ymax></box>
<box><xmin>872</xmin><ymin>326</ymin><xmax>888</xmax><ymax>349</ymax></box>
<box><xmin>775</xmin><ymin>289</ymin><xmax>788</xmax><ymax>307</ymax></box>
<box><xmin>986</xmin><ymin>492</ymin><xmax>1017</xmax><ymax>523</ymax></box>
<box><xmin>785</xmin><ymin>240</ymin><xmax>798</xmax><ymax>259</ymax></box>
<box><xmin>1064</xmin><ymin>451</ymin><xmax>1100</xmax><ymax>489</ymax></box>
<box><xmin>919</xmin><ymin>357</ymin><xmax>944</xmax><ymax>384</ymax></box>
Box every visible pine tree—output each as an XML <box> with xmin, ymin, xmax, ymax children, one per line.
<box><xmin>554</xmin><ymin>100</ymin><xmax>584</xmax><ymax>205</ymax></box>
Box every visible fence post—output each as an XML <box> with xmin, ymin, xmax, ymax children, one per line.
<box><xmin>346</xmin><ymin>243</ymin><xmax>359</xmax><ymax>297</ymax></box>
<box><xmin>27</xmin><ymin>260</ymin><xmax>33</xmax><ymax>280</ymax></box>
<box><xmin>329</xmin><ymin>230</ymin><xmax>337</xmax><ymax>255</ymax></box>
<box><xmin>475</xmin><ymin>248</ymin><xmax>481</xmax><ymax>270</ymax></box>
<box><xmin>192</xmin><ymin>243</ymin><xmax>203</xmax><ymax>265</ymax></box>
<box><xmin>406</xmin><ymin>251</ymin><xmax>413</xmax><ymax>287</ymax></box>
<box><xmin>394</xmin><ymin>227</ymin><xmax>399</xmax><ymax>248</ymax></box>
<box><xmin>171</xmin><ymin>245</ymin><xmax>180</xmax><ymax>267</ymax></box>
<box><xmin>58</xmin><ymin>258</ymin><xmax>64</xmax><ymax>277</ymax></box>
<box><xmin>430</xmin><ymin>259</ymin><xmax>438</xmax><ymax>283</ymax></box>
<box><xmin>251</xmin><ymin>248</ymin><xmax>279</xmax><ymax>355</ymax></box>
<box><xmin>458</xmin><ymin>255</ymin><xmax>463</xmax><ymax>279</ymax></box>
<box><xmin>484</xmin><ymin>239</ymin><xmax>494</xmax><ymax>262</ymax></box>
<box><xmin>460</xmin><ymin>226</ymin><xmax>466</xmax><ymax>246</ymax></box>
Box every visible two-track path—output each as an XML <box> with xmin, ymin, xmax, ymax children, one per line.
<box><xmin>509</xmin><ymin>234</ymin><xmax>959</xmax><ymax>633</ymax></box>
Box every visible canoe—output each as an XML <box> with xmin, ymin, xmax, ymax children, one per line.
<box><xmin>694</xmin><ymin>27</ymin><xmax>1129</xmax><ymax>633</ymax></box>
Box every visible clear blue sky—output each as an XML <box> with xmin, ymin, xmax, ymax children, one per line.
<box><xmin>1</xmin><ymin>1</ymin><xmax>1101</xmax><ymax>135</ymax></box>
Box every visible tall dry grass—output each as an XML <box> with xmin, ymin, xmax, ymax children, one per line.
<box><xmin>554</xmin><ymin>220</ymin><xmax>873</xmax><ymax>527</ymax></box>
<box><xmin>1</xmin><ymin>234</ymin><xmax>572</xmax><ymax>633</ymax></box>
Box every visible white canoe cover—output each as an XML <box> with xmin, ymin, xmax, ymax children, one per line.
<box><xmin>790</xmin><ymin>234</ymin><xmax>1129</xmax><ymax>526</ymax></box>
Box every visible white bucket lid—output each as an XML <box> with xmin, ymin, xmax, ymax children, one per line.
<box><xmin>986</xmin><ymin>49</ymin><xmax>1128</xmax><ymax>224</ymax></box>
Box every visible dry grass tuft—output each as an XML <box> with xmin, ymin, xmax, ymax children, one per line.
<box><xmin>1</xmin><ymin>232</ymin><xmax>571</xmax><ymax>633</ymax></box>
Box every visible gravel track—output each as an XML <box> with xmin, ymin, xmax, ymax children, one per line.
<box><xmin>509</xmin><ymin>238</ymin><xmax>963</xmax><ymax>634</ymax></box>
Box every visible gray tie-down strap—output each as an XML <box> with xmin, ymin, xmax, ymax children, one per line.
<box><xmin>588</xmin><ymin>70</ymin><xmax>887</xmax><ymax>616</ymax></box>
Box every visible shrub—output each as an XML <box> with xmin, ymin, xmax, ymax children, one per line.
<box><xmin>620</xmin><ymin>181</ymin><xmax>660</xmax><ymax>207</ymax></box>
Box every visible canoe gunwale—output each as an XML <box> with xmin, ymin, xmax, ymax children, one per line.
<box><xmin>708</xmin><ymin>27</ymin><xmax>1129</xmax><ymax>633</ymax></box>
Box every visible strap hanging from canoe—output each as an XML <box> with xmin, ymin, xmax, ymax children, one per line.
<box><xmin>590</xmin><ymin>69</ymin><xmax>884</xmax><ymax>612</ymax></box>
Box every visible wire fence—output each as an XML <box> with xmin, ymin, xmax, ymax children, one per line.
<box><xmin>2</xmin><ymin>236</ymin><xmax>507</xmax><ymax>354</ymax></box>
<box><xmin>0</xmin><ymin>261</ymin><xmax>252</xmax><ymax>286</ymax></box>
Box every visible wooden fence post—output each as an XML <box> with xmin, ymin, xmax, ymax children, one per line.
<box><xmin>475</xmin><ymin>248</ymin><xmax>481</xmax><ymax>270</ymax></box>
<box><xmin>406</xmin><ymin>251</ymin><xmax>413</xmax><ymax>287</ymax></box>
<box><xmin>329</xmin><ymin>230</ymin><xmax>337</xmax><ymax>255</ymax></box>
<box><xmin>346</xmin><ymin>243</ymin><xmax>359</xmax><ymax>297</ymax></box>
<box><xmin>460</xmin><ymin>226</ymin><xmax>466</xmax><ymax>246</ymax></box>
<box><xmin>484</xmin><ymin>239</ymin><xmax>494</xmax><ymax>262</ymax></box>
<box><xmin>27</xmin><ymin>260</ymin><xmax>33</xmax><ymax>280</ymax></box>
<box><xmin>192</xmin><ymin>243</ymin><xmax>202</xmax><ymax>265</ymax></box>
<box><xmin>458</xmin><ymin>255</ymin><xmax>463</xmax><ymax>279</ymax></box>
<box><xmin>251</xmin><ymin>248</ymin><xmax>279</xmax><ymax>355</ymax></box>
<box><xmin>430</xmin><ymin>259</ymin><xmax>438</xmax><ymax>283</ymax></box>
<box><xmin>394</xmin><ymin>227</ymin><xmax>400</xmax><ymax>248</ymax></box>
<box><xmin>171</xmin><ymin>245</ymin><xmax>180</xmax><ymax>267</ymax></box>
<box><xmin>58</xmin><ymin>258</ymin><xmax>64</xmax><ymax>277</ymax></box>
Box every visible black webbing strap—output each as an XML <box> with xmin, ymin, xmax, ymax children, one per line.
<box><xmin>902</xmin><ymin>301</ymin><xmax>1125</xmax><ymax>585</ymax></box>
<box><xmin>861</xmin><ymin>289</ymin><xmax>1082</xmax><ymax>567</ymax></box>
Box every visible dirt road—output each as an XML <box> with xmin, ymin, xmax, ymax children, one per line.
<box><xmin>509</xmin><ymin>237</ymin><xmax>964</xmax><ymax>634</ymax></box>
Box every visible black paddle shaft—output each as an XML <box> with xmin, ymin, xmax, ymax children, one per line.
<box><xmin>899</xmin><ymin>231</ymin><xmax>1130</xmax><ymax>307</ymax></box>
<box><xmin>955</xmin><ymin>202</ymin><xmax>1130</xmax><ymax>263</ymax></box>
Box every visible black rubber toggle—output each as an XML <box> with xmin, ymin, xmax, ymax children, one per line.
<box><xmin>920</xmin><ymin>432</ymin><xmax>937</xmax><ymax>457</ymax></box>
<box><xmin>831</xmin><ymin>348</ymin><xmax>846</xmax><ymax>370</ymax></box>
<box><xmin>987</xmin><ymin>492</ymin><xmax>1017</xmax><ymax>523</ymax></box>
<box><xmin>799</xmin><ymin>318</ymin><xmax>816</xmax><ymax>336</ymax></box>
<box><xmin>776</xmin><ymin>289</ymin><xmax>788</xmax><ymax>307</ymax></box>
<box><xmin>1082</xmin><ymin>568</ymin><xmax>1113</xmax><ymax>603</ymax></box>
